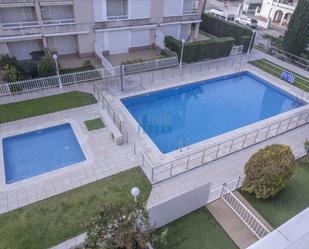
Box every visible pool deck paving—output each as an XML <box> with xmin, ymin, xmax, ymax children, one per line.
<box><xmin>207</xmin><ymin>198</ymin><xmax>258</xmax><ymax>249</ymax></box>
<box><xmin>0</xmin><ymin>103</ymin><xmax>137</xmax><ymax>214</ymax></box>
<box><xmin>0</xmin><ymin>51</ymin><xmax>309</xmax><ymax>216</ymax></box>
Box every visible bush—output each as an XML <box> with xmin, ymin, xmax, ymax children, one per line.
<box><xmin>19</xmin><ymin>60</ymin><xmax>38</xmax><ymax>79</ymax></box>
<box><xmin>164</xmin><ymin>36</ymin><xmax>235</xmax><ymax>63</ymax></box>
<box><xmin>242</xmin><ymin>144</ymin><xmax>296</xmax><ymax>199</ymax></box>
<box><xmin>84</xmin><ymin>202</ymin><xmax>167</xmax><ymax>249</ymax></box>
<box><xmin>3</xmin><ymin>64</ymin><xmax>22</xmax><ymax>82</ymax></box>
<box><xmin>0</xmin><ymin>55</ymin><xmax>19</xmax><ymax>69</ymax></box>
<box><xmin>37</xmin><ymin>55</ymin><xmax>56</xmax><ymax>77</ymax></box>
<box><xmin>200</xmin><ymin>14</ymin><xmax>255</xmax><ymax>52</ymax></box>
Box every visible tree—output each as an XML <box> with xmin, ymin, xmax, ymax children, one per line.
<box><xmin>242</xmin><ymin>144</ymin><xmax>296</xmax><ymax>199</ymax></box>
<box><xmin>282</xmin><ymin>0</ymin><xmax>309</xmax><ymax>56</ymax></box>
<box><xmin>37</xmin><ymin>55</ymin><xmax>56</xmax><ymax>77</ymax></box>
<box><xmin>84</xmin><ymin>202</ymin><xmax>167</xmax><ymax>249</ymax></box>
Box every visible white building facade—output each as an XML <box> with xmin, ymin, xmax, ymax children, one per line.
<box><xmin>93</xmin><ymin>0</ymin><xmax>205</xmax><ymax>55</ymax></box>
<box><xmin>0</xmin><ymin>0</ymin><xmax>205</xmax><ymax>60</ymax></box>
<box><xmin>255</xmin><ymin>0</ymin><xmax>298</xmax><ymax>29</ymax></box>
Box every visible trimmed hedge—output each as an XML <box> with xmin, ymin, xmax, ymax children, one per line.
<box><xmin>200</xmin><ymin>13</ymin><xmax>255</xmax><ymax>52</ymax></box>
<box><xmin>165</xmin><ymin>36</ymin><xmax>235</xmax><ymax>63</ymax></box>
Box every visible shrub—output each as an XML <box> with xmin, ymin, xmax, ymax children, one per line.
<box><xmin>0</xmin><ymin>55</ymin><xmax>19</xmax><ymax>69</ymax></box>
<box><xmin>242</xmin><ymin>144</ymin><xmax>296</xmax><ymax>199</ymax></box>
<box><xmin>304</xmin><ymin>139</ymin><xmax>309</xmax><ymax>157</ymax></box>
<box><xmin>164</xmin><ymin>36</ymin><xmax>235</xmax><ymax>63</ymax></box>
<box><xmin>200</xmin><ymin>13</ymin><xmax>255</xmax><ymax>52</ymax></box>
<box><xmin>19</xmin><ymin>60</ymin><xmax>38</xmax><ymax>79</ymax></box>
<box><xmin>3</xmin><ymin>64</ymin><xmax>22</xmax><ymax>82</ymax></box>
<box><xmin>37</xmin><ymin>55</ymin><xmax>56</xmax><ymax>77</ymax></box>
<box><xmin>84</xmin><ymin>202</ymin><xmax>167</xmax><ymax>249</ymax></box>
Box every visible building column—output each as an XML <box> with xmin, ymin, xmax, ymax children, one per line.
<box><xmin>280</xmin><ymin>13</ymin><xmax>286</xmax><ymax>25</ymax></box>
<box><xmin>0</xmin><ymin>43</ymin><xmax>10</xmax><ymax>56</ymax></box>
<box><xmin>194</xmin><ymin>23</ymin><xmax>200</xmax><ymax>40</ymax></box>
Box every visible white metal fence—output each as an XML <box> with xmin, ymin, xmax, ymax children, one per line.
<box><xmin>0</xmin><ymin>68</ymin><xmax>105</xmax><ymax>96</ymax></box>
<box><xmin>255</xmin><ymin>44</ymin><xmax>309</xmax><ymax>71</ymax></box>
<box><xmin>93</xmin><ymin>84</ymin><xmax>123</xmax><ymax>132</ymax></box>
<box><xmin>222</xmin><ymin>187</ymin><xmax>270</xmax><ymax>239</ymax></box>
<box><xmin>144</xmin><ymin>108</ymin><xmax>309</xmax><ymax>183</ymax></box>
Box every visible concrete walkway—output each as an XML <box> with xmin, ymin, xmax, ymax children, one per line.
<box><xmin>208</xmin><ymin>199</ymin><xmax>257</xmax><ymax>249</ymax></box>
<box><xmin>207</xmin><ymin>191</ymin><xmax>273</xmax><ymax>249</ymax></box>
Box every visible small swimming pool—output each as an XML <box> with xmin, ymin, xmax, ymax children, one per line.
<box><xmin>122</xmin><ymin>71</ymin><xmax>304</xmax><ymax>154</ymax></box>
<box><xmin>3</xmin><ymin>123</ymin><xmax>86</xmax><ymax>184</ymax></box>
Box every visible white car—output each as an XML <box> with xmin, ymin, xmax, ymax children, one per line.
<box><xmin>208</xmin><ymin>9</ymin><xmax>235</xmax><ymax>22</ymax></box>
<box><xmin>235</xmin><ymin>15</ymin><xmax>258</xmax><ymax>29</ymax></box>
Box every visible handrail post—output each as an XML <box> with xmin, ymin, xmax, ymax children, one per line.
<box><xmin>186</xmin><ymin>155</ymin><xmax>190</xmax><ymax>170</ymax></box>
<box><xmin>170</xmin><ymin>161</ymin><xmax>174</xmax><ymax>176</ymax></box>
<box><xmin>220</xmin><ymin>183</ymin><xmax>227</xmax><ymax>198</ymax></box>
<box><xmin>151</xmin><ymin>168</ymin><xmax>154</xmax><ymax>181</ymax></box>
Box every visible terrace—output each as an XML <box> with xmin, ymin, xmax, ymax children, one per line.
<box><xmin>0</xmin><ymin>47</ymin><xmax>309</xmax><ymax>249</ymax></box>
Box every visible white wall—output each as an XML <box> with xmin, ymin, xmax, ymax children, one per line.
<box><xmin>161</xmin><ymin>24</ymin><xmax>181</xmax><ymax>39</ymax></box>
<box><xmin>8</xmin><ymin>39</ymin><xmax>43</xmax><ymax>60</ymax></box>
<box><xmin>164</xmin><ymin>0</ymin><xmax>183</xmax><ymax>16</ymax></box>
<box><xmin>93</xmin><ymin>0</ymin><xmax>107</xmax><ymax>21</ymax></box>
<box><xmin>108</xmin><ymin>30</ymin><xmax>130</xmax><ymax>54</ymax></box>
<box><xmin>131</xmin><ymin>29</ymin><xmax>151</xmax><ymax>47</ymax></box>
<box><xmin>130</xmin><ymin>0</ymin><xmax>150</xmax><ymax>19</ymax></box>
<box><xmin>179</xmin><ymin>24</ymin><xmax>191</xmax><ymax>40</ymax></box>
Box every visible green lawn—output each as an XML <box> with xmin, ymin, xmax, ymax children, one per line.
<box><xmin>0</xmin><ymin>91</ymin><xmax>97</xmax><ymax>124</ymax></box>
<box><xmin>241</xmin><ymin>157</ymin><xmax>309</xmax><ymax>228</ymax></box>
<box><xmin>0</xmin><ymin>168</ymin><xmax>151</xmax><ymax>249</ymax></box>
<box><xmin>156</xmin><ymin>208</ymin><xmax>237</xmax><ymax>249</ymax></box>
<box><xmin>249</xmin><ymin>59</ymin><xmax>309</xmax><ymax>92</ymax></box>
<box><xmin>84</xmin><ymin>118</ymin><xmax>105</xmax><ymax>131</ymax></box>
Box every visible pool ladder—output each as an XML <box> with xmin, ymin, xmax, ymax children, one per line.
<box><xmin>177</xmin><ymin>138</ymin><xmax>190</xmax><ymax>152</ymax></box>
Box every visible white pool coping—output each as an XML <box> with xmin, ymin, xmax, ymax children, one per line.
<box><xmin>111</xmin><ymin>65</ymin><xmax>309</xmax><ymax>168</ymax></box>
<box><xmin>0</xmin><ymin>119</ymin><xmax>94</xmax><ymax>190</ymax></box>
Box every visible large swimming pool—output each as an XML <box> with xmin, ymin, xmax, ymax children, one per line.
<box><xmin>122</xmin><ymin>72</ymin><xmax>303</xmax><ymax>154</ymax></box>
<box><xmin>3</xmin><ymin>123</ymin><xmax>85</xmax><ymax>184</ymax></box>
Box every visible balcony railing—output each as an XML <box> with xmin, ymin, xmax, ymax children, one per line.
<box><xmin>106</xmin><ymin>15</ymin><xmax>129</xmax><ymax>21</ymax></box>
<box><xmin>183</xmin><ymin>9</ymin><xmax>199</xmax><ymax>15</ymax></box>
<box><xmin>1</xmin><ymin>20</ymin><xmax>39</xmax><ymax>29</ymax></box>
<box><xmin>42</xmin><ymin>19</ymin><xmax>76</xmax><ymax>26</ymax></box>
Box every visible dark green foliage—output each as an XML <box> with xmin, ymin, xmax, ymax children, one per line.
<box><xmin>37</xmin><ymin>55</ymin><xmax>56</xmax><ymax>77</ymax></box>
<box><xmin>283</xmin><ymin>0</ymin><xmax>309</xmax><ymax>55</ymax></box>
<box><xmin>0</xmin><ymin>55</ymin><xmax>39</xmax><ymax>81</ymax></box>
<box><xmin>200</xmin><ymin>13</ymin><xmax>255</xmax><ymax>52</ymax></box>
<box><xmin>164</xmin><ymin>36</ymin><xmax>235</xmax><ymax>63</ymax></box>
<box><xmin>85</xmin><ymin>202</ymin><xmax>167</xmax><ymax>249</ymax></box>
<box><xmin>242</xmin><ymin>144</ymin><xmax>297</xmax><ymax>199</ymax></box>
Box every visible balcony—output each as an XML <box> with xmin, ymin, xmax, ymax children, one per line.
<box><xmin>272</xmin><ymin>0</ymin><xmax>298</xmax><ymax>10</ymax></box>
<box><xmin>0</xmin><ymin>6</ymin><xmax>38</xmax><ymax>28</ymax></box>
<box><xmin>106</xmin><ymin>0</ymin><xmax>128</xmax><ymax>21</ymax></box>
<box><xmin>163</xmin><ymin>13</ymin><xmax>201</xmax><ymax>23</ymax></box>
<box><xmin>183</xmin><ymin>0</ymin><xmax>200</xmax><ymax>15</ymax></box>
<box><xmin>95</xmin><ymin>18</ymin><xmax>151</xmax><ymax>30</ymax></box>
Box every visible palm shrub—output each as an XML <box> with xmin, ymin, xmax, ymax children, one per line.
<box><xmin>37</xmin><ymin>55</ymin><xmax>56</xmax><ymax>77</ymax></box>
<box><xmin>84</xmin><ymin>202</ymin><xmax>167</xmax><ymax>249</ymax></box>
<box><xmin>242</xmin><ymin>144</ymin><xmax>296</xmax><ymax>199</ymax></box>
<box><xmin>3</xmin><ymin>64</ymin><xmax>21</xmax><ymax>82</ymax></box>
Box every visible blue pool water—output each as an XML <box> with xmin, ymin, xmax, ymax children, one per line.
<box><xmin>3</xmin><ymin>123</ymin><xmax>86</xmax><ymax>184</ymax></box>
<box><xmin>122</xmin><ymin>72</ymin><xmax>303</xmax><ymax>154</ymax></box>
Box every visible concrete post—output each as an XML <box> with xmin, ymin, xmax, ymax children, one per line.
<box><xmin>194</xmin><ymin>23</ymin><xmax>200</xmax><ymax>40</ymax></box>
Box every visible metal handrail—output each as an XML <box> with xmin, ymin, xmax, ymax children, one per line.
<box><xmin>222</xmin><ymin>187</ymin><xmax>270</xmax><ymax>239</ymax></box>
<box><xmin>150</xmin><ymin>108</ymin><xmax>309</xmax><ymax>182</ymax></box>
<box><xmin>93</xmin><ymin>84</ymin><xmax>123</xmax><ymax>132</ymax></box>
